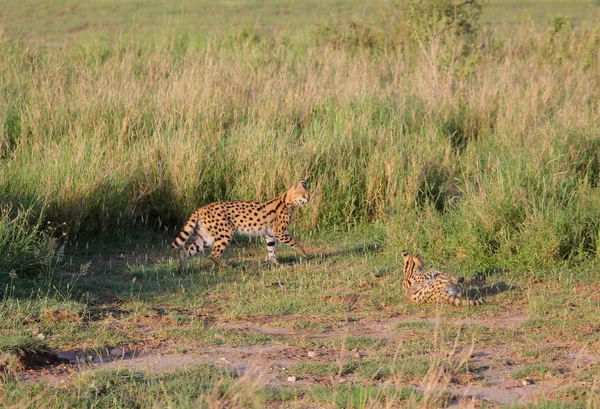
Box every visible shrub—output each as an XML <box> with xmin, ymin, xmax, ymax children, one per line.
<box><xmin>0</xmin><ymin>204</ymin><xmax>64</xmax><ymax>278</ymax></box>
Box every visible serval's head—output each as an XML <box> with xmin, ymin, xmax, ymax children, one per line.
<box><xmin>402</xmin><ymin>250</ymin><xmax>424</xmax><ymax>274</ymax></box>
<box><xmin>285</xmin><ymin>180</ymin><xmax>310</xmax><ymax>207</ymax></box>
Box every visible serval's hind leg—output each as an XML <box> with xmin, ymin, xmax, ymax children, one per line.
<box><xmin>265</xmin><ymin>234</ymin><xmax>279</xmax><ymax>267</ymax></box>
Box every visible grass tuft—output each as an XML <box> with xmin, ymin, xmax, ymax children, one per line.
<box><xmin>0</xmin><ymin>204</ymin><xmax>64</xmax><ymax>278</ymax></box>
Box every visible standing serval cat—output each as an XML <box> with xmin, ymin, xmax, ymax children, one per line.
<box><xmin>402</xmin><ymin>251</ymin><xmax>484</xmax><ymax>306</ymax></box>
<box><xmin>171</xmin><ymin>180</ymin><xmax>310</xmax><ymax>267</ymax></box>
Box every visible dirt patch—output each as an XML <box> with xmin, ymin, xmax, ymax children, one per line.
<box><xmin>447</xmin><ymin>383</ymin><xmax>547</xmax><ymax>407</ymax></box>
<box><xmin>15</xmin><ymin>351</ymin><xmax>72</xmax><ymax>385</ymax></box>
<box><xmin>423</xmin><ymin>310</ymin><xmax>528</xmax><ymax>329</ymax></box>
<box><xmin>21</xmin><ymin>351</ymin><xmax>71</xmax><ymax>370</ymax></box>
<box><xmin>12</xmin><ymin>310</ymin><xmax>599</xmax><ymax>407</ymax></box>
<box><xmin>100</xmin><ymin>352</ymin><xmax>208</xmax><ymax>372</ymax></box>
<box><xmin>215</xmin><ymin>323</ymin><xmax>295</xmax><ymax>337</ymax></box>
<box><xmin>19</xmin><ymin>340</ymin><xmax>583</xmax><ymax>406</ymax></box>
<box><xmin>214</xmin><ymin>310</ymin><xmax>529</xmax><ymax>340</ymax></box>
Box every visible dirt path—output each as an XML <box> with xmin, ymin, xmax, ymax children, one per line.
<box><xmin>15</xmin><ymin>310</ymin><xmax>598</xmax><ymax>407</ymax></box>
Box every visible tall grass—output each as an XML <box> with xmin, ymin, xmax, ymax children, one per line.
<box><xmin>0</xmin><ymin>2</ymin><xmax>599</xmax><ymax>267</ymax></box>
<box><xmin>0</xmin><ymin>204</ymin><xmax>64</xmax><ymax>278</ymax></box>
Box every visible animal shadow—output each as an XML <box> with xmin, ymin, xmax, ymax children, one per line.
<box><xmin>463</xmin><ymin>282</ymin><xmax>520</xmax><ymax>299</ymax></box>
<box><xmin>462</xmin><ymin>268</ymin><xmax>522</xmax><ymax>299</ymax></box>
<box><xmin>314</xmin><ymin>242</ymin><xmax>383</xmax><ymax>261</ymax></box>
<box><xmin>471</xmin><ymin>267</ymin><xmax>503</xmax><ymax>281</ymax></box>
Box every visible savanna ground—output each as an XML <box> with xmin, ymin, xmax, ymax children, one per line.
<box><xmin>1</xmin><ymin>0</ymin><xmax>600</xmax><ymax>408</ymax></box>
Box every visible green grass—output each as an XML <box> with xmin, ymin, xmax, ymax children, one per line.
<box><xmin>1</xmin><ymin>0</ymin><xmax>599</xmax><ymax>256</ymax></box>
<box><xmin>1</xmin><ymin>365</ymin><xmax>251</xmax><ymax>409</ymax></box>
<box><xmin>394</xmin><ymin>320</ymin><xmax>432</xmax><ymax>330</ymax></box>
<box><xmin>307</xmin><ymin>384</ymin><xmax>422</xmax><ymax>409</ymax></box>
<box><xmin>0</xmin><ymin>0</ymin><xmax>385</xmax><ymax>42</ymax></box>
<box><xmin>510</xmin><ymin>363</ymin><xmax>562</xmax><ymax>381</ymax></box>
<box><xmin>0</xmin><ymin>204</ymin><xmax>64</xmax><ymax>278</ymax></box>
<box><xmin>287</xmin><ymin>358</ymin><xmax>431</xmax><ymax>381</ymax></box>
<box><xmin>2</xmin><ymin>0</ymin><xmax>600</xmax><ymax>407</ymax></box>
<box><xmin>482</xmin><ymin>0</ymin><xmax>599</xmax><ymax>25</ymax></box>
<box><xmin>1</xmin><ymin>228</ymin><xmax>600</xmax><ymax>407</ymax></box>
<box><xmin>1</xmin><ymin>0</ymin><xmax>595</xmax><ymax>43</ymax></box>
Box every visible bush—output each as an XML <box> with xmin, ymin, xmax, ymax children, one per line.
<box><xmin>0</xmin><ymin>204</ymin><xmax>64</xmax><ymax>278</ymax></box>
<box><xmin>405</xmin><ymin>0</ymin><xmax>482</xmax><ymax>42</ymax></box>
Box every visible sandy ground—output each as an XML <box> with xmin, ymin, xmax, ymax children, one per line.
<box><xmin>15</xmin><ymin>309</ymin><xmax>598</xmax><ymax>408</ymax></box>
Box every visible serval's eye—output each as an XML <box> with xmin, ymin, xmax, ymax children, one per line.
<box><xmin>402</xmin><ymin>253</ymin><xmax>485</xmax><ymax>307</ymax></box>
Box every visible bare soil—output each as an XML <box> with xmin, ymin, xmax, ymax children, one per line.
<box><xmin>14</xmin><ymin>310</ymin><xmax>599</xmax><ymax>408</ymax></box>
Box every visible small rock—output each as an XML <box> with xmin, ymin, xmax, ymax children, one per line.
<box><xmin>287</xmin><ymin>376</ymin><xmax>297</xmax><ymax>383</ymax></box>
<box><xmin>110</xmin><ymin>348</ymin><xmax>124</xmax><ymax>357</ymax></box>
<box><xmin>271</xmin><ymin>281</ymin><xmax>288</xmax><ymax>289</ymax></box>
<box><xmin>36</xmin><ymin>333</ymin><xmax>45</xmax><ymax>340</ymax></box>
<box><xmin>307</xmin><ymin>351</ymin><xmax>316</xmax><ymax>358</ymax></box>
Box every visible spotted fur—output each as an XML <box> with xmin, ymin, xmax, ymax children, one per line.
<box><xmin>402</xmin><ymin>251</ymin><xmax>484</xmax><ymax>306</ymax></box>
<box><xmin>171</xmin><ymin>180</ymin><xmax>310</xmax><ymax>267</ymax></box>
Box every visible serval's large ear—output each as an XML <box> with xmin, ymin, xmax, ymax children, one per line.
<box><xmin>414</xmin><ymin>253</ymin><xmax>424</xmax><ymax>266</ymax></box>
<box><xmin>296</xmin><ymin>180</ymin><xmax>308</xmax><ymax>189</ymax></box>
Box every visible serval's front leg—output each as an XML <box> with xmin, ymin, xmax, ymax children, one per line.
<box><xmin>274</xmin><ymin>230</ymin><xmax>307</xmax><ymax>258</ymax></box>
